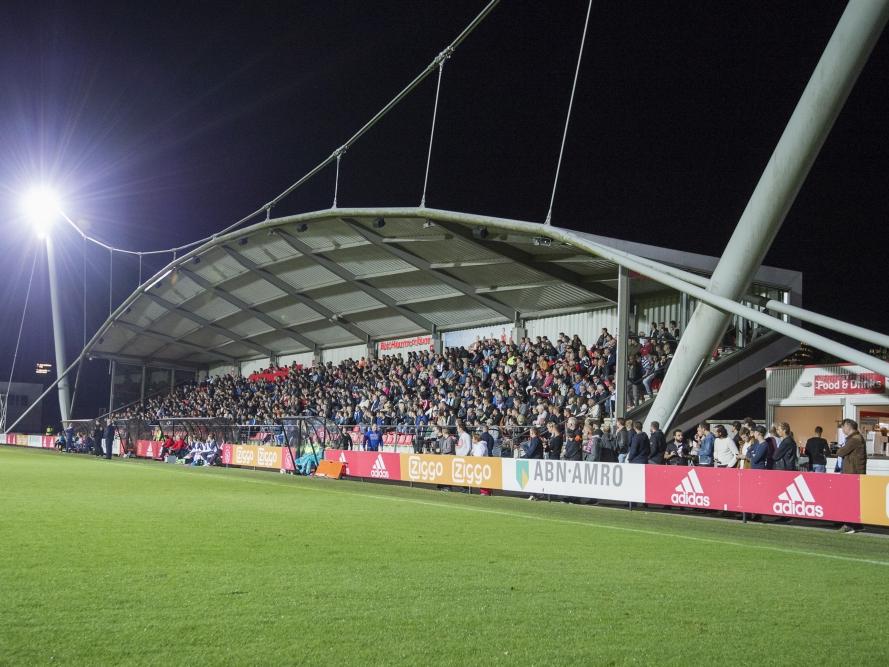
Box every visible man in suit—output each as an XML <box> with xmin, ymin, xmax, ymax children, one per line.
<box><xmin>523</xmin><ymin>427</ymin><xmax>544</xmax><ymax>459</ymax></box>
<box><xmin>103</xmin><ymin>419</ymin><xmax>116</xmax><ymax>459</ymax></box>
<box><xmin>544</xmin><ymin>421</ymin><xmax>563</xmax><ymax>460</ymax></box>
<box><xmin>627</xmin><ymin>421</ymin><xmax>650</xmax><ymax>464</ymax></box>
<box><xmin>804</xmin><ymin>426</ymin><xmax>829</xmax><ymax>472</ymax></box>
<box><xmin>772</xmin><ymin>422</ymin><xmax>797</xmax><ymax>471</ymax></box>
<box><xmin>648</xmin><ymin>421</ymin><xmax>667</xmax><ymax>464</ymax></box>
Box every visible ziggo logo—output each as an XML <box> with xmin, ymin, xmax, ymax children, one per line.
<box><xmin>235</xmin><ymin>448</ymin><xmax>256</xmax><ymax>465</ymax></box>
<box><xmin>407</xmin><ymin>457</ymin><xmax>494</xmax><ymax>485</ymax></box>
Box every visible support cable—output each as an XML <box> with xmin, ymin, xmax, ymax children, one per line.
<box><xmin>1</xmin><ymin>249</ymin><xmax>38</xmax><ymax>430</ymax></box>
<box><xmin>545</xmin><ymin>0</ymin><xmax>593</xmax><ymax>225</ymax></box>
<box><xmin>420</xmin><ymin>50</ymin><xmax>451</xmax><ymax>208</ymax></box>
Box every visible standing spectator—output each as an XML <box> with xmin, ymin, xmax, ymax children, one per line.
<box><xmin>438</xmin><ymin>427</ymin><xmax>456</xmax><ymax>455</ymax></box>
<box><xmin>581</xmin><ymin>422</ymin><xmax>600</xmax><ymax>462</ymax></box>
<box><xmin>545</xmin><ymin>421</ymin><xmax>563</xmax><ymax>460</ymax></box>
<box><xmin>804</xmin><ymin>426</ymin><xmax>829</xmax><ymax>473</ymax></box>
<box><xmin>648</xmin><ymin>421</ymin><xmax>667</xmax><ymax>464</ymax></box>
<box><xmin>563</xmin><ymin>422</ymin><xmax>583</xmax><ymax>461</ymax></box>
<box><xmin>598</xmin><ymin>422</ymin><xmax>617</xmax><ymax>462</ymax></box>
<box><xmin>615</xmin><ymin>418</ymin><xmax>631</xmax><ymax>463</ymax></box>
<box><xmin>772</xmin><ymin>422</ymin><xmax>797</xmax><ymax>471</ymax></box>
<box><xmin>363</xmin><ymin>424</ymin><xmax>382</xmax><ymax>452</ymax></box>
<box><xmin>696</xmin><ymin>423</ymin><xmax>715</xmax><ymax>467</ymax></box>
<box><xmin>627</xmin><ymin>421</ymin><xmax>650</xmax><ymax>464</ymax></box>
<box><xmin>103</xmin><ymin>420</ymin><xmax>116</xmax><ymax>460</ymax></box>
<box><xmin>837</xmin><ymin>419</ymin><xmax>867</xmax><ymax>533</ymax></box>
<box><xmin>729</xmin><ymin>421</ymin><xmax>742</xmax><ymax>448</ymax></box>
<box><xmin>523</xmin><ymin>427</ymin><xmax>544</xmax><ymax>459</ymax></box>
<box><xmin>471</xmin><ymin>432</ymin><xmax>488</xmax><ymax>457</ymax></box>
<box><xmin>480</xmin><ymin>424</ymin><xmax>495</xmax><ymax>457</ymax></box>
<box><xmin>713</xmin><ymin>425</ymin><xmax>739</xmax><ymax>468</ymax></box>
<box><xmin>664</xmin><ymin>429</ymin><xmax>688</xmax><ymax>466</ymax></box>
<box><xmin>455</xmin><ymin>422</ymin><xmax>472</xmax><ymax>456</ymax></box>
<box><xmin>746</xmin><ymin>426</ymin><xmax>771</xmax><ymax>470</ymax></box>
<box><xmin>92</xmin><ymin>421</ymin><xmax>105</xmax><ymax>457</ymax></box>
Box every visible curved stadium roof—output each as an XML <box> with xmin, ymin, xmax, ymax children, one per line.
<box><xmin>86</xmin><ymin>207</ymin><xmax>802</xmax><ymax>368</ymax></box>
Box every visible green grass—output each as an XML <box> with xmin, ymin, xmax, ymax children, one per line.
<box><xmin>1</xmin><ymin>446</ymin><xmax>888</xmax><ymax>665</ymax></box>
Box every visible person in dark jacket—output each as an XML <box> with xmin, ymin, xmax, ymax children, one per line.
<box><xmin>92</xmin><ymin>422</ymin><xmax>105</xmax><ymax>456</ymax></box>
<box><xmin>804</xmin><ymin>426</ymin><xmax>830</xmax><ymax>472</ymax></box>
<box><xmin>648</xmin><ymin>421</ymin><xmax>667</xmax><ymax>464</ymax></box>
<box><xmin>615</xmin><ymin>418</ymin><xmax>631</xmax><ymax>463</ymax></box>
<box><xmin>103</xmin><ymin>420</ymin><xmax>116</xmax><ymax>459</ymax></box>
<box><xmin>664</xmin><ymin>429</ymin><xmax>689</xmax><ymax>465</ymax></box>
<box><xmin>544</xmin><ymin>422</ymin><xmax>563</xmax><ymax>460</ymax></box>
<box><xmin>523</xmin><ymin>427</ymin><xmax>544</xmax><ymax>459</ymax></box>
<box><xmin>746</xmin><ymin>426</ymin><xmax>771</xmax><ymax>470</ymax></box>
<box><xmin>771</xmin><ymin>422</ymin><xmax>797</xmax><ymax>471</ymax></box>
<box><xmin>627</xmin><ymin>421</ymin><xmax>650</xmax><ymax>464</ymax></box>
<box><xmin>563</xmin><ymin>423</ymin><xmax>583</xmax><ymax>461</ymax></box>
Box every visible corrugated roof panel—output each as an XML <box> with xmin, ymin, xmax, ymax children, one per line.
<box><xmin>181</xmin><ymin>328</ymin><xmax>237</xmax><ymax>349</ymax></box>
<box><xmin>122</xmin><ymin>297</ymin><xmax>169</xmax><ymax>328</ymax></box>
<box><xmin>236</xmin><ymin>234</ymin><xmax>301</xmax><ymax>266</ymax></box>
<box><xmin>225</xmin><ymin>273</ymin><xmax>288</xmax><ymax>304</ymax></box>
<box><xmin>309</xmin><ymin>284</ymin><xmax>384</xmax><ymax>314</ymax></box>
<box><xmin>190</xmin><ymin>293</ymin><xmax>242</xmax><ymax>322</ymax></box>
<box><xmin>94</xmin><ymin>324</ymin><xmax>135</xmax><ymax>354</ymax></box>
<box><xmin>250</xmin><ymin>330</ymin><xmax>309</xmax><ymax>352</ymax></box>
<box><xmin>493</xmin><ymin>283</ymin><xmax>603</xmax><ymax>313</ymax></box>
<box><xmin>118</xmin><ymin>337</ymin><xmax>166</xmax><ymax>358</ymax></box>
<box><xmin>259</xmin><ymin>300</ymin><xmax>324</xmax><ymax>327</ymax></box>
<box><xmin>369</xmin><ymin>216</ymin><xmax>449</xmax><ymax>240</ymax></box>
<box><xmin>458</xmin><ymin>262</ymin><xmax>551</xmax><ymax>289</ymax></box>
<box><xmin>297</xmin><ymin>321</ymin><xmax>363</xmax><ymax>347</ymax></box>
<box><xmin>267</xmin><ymin>257</ymin><xmax>343</xmax><ymax>291</ymax></box>
<box><xmin>162</xmin><ymin>317</ymin><xmax>202</xmax><ymax>340</ymax></box>
<box><xmin>367</xmin><ymin>272</ymin><xmax>461</xmax><ymax>304</ymax></box>
<box><xmin>405</xmin><ymin>236</ymin><xmax>501</xmax><ymax>265</ymax></box>
<box><xmin>348</xmin><ymin>310</ymin><xmax>422</xmax><ymax>338</ymax></box>
<box><xmin>410</xmin><ymin>297</ymin><xmax>503</xmax><ymax>328</ymax></box>
<box><xmin>324</xmin><ymin>245</ymin><xmax>415</xmax><ymax>278</ymax></box>
<box><xmin>190</xmin><ymin>246</ymin><xmax>248</xmax><ymax>283</ymax></box>
<box><xmin>285</xmin><ymin>218</ymin><xmax>367</xmax><ymax>252</ymax></box>
<box><xmin>153</xmin><ymin>273</ymin><xmax>204</xmax><ymax>304</ymax></box>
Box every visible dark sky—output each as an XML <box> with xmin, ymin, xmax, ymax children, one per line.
<box><xmin>1</xmin><ymin>1</ymin><xmax>887</xmax><ymax>425</ymax></box>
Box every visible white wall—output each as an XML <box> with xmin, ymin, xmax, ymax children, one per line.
<box><xmin>636</xmin><ymin>294</ymin><xmax>681</xmax><ymax>335</ymax></box>
<box><xmin>208</xmin><ymin>363</ymin><xmax>238</xmax><ymax>378</ymax></box>
<box><xmin>526</xmin><ymin>308</ymin><xmax>618</xmax><ymax>348</ymax></box>
<box><xmin>443</xmin><ymin>324</ymin><xmax>513</xmax><ymax>349</ymax></box>
<box><xmin>240</xmin><ymin>357</ymin><xmax>271</xmax><ymax>376</ymax></box>
<box><xmin>278</xmin><ymin>351</ymin><xmax>315</xmax><ymax>368</ymax></box>
<box><xmin>322</xmin><ymin>344</ymin><xmax>368</xmax><ymax>365</ymax></box>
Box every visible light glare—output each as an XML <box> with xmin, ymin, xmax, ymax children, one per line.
<box><xmin>21</xmin><ymin>186</ymin><xmax>61</xmax><ymax>237</ymax></box>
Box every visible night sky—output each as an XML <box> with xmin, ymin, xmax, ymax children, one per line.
<box><xmin>1</xmin><ymin>1</ymin><xmax>887</xmax><ymax>426</ymax></box>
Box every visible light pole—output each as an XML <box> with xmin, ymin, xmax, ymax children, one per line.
<box><xmin>21</xmin><ymin>186</ymin><xmax>71</xmax><ymax>424</ymax></box>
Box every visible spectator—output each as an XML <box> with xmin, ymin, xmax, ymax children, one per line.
<box><xmin>523</xmin><ymin>426</ymin><xmax>543</xmax><ymax>459</ymax></box>
<box><xmin>455</xmin><ymin>422</ymin><xmax>471</xmax><ymax>456</ymax></box>
<box><xmin>545</xmin><ymin>421</ymin><xmax>563</xmax><ymax>460</ymax></box>
<box><xmin>627</xmin><ymin>421</ymin><xmax>650</xmax><ymax>464</ymax></box>
<box><xmin>836</xmin><ymin>419</ymin><xmax>867</xmax><ymax>533</ymax></box>
<box><xmin>598</xmin><ymin>422</ymin><xmax>617</xmax><ymax>462</ymax></box>
<box><xmin>804</xmin><ymin>426</ymin><xmax>829</xmax><ymax>473</ymax></box>
<box><xmin>713</xmin><ymin>425</ymin><xmax>739</xmax><ymax>468</ymax></box>
<box><xmin>363</xmin><ymin>424</ymin><xmax>382</xmax><ymax>452</ymax></box>
<box><xmin>664</xmin><ymin>429</ymin><xmax>688</xmax><ymax>466</ymax></box>
<box><xmin>615</xmin><ymin>418</ymin><xmax>631</xmax><ymax>463</ymax></box>
<box><xmin>696</xmin><ymin>423</ymin><xmax>715</xmax><ymax>467</ymax></box>
<box><xmin>648</xmin><ymin>420</ymin><xmax>667</xmax><ymax>464</ymax></box>
<box><xmin>471</xmin><ymin>432</ymin><xmax>488</xmax><ymax>457</ymax></box>
<box><xmin>746</xmin><ymin>426</ymin><xmax>770</xmax><ymax>470</ymax></box>
<box><xmin>771</xmin><ymin>422</ymin><xmax>797</xmax><ymax>471</ymax></box>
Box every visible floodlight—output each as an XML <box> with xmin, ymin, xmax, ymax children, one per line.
<box><xmin>21</xmin><ymin>186</ymin><xmax>60</xmax><ymax>238</ymax></box>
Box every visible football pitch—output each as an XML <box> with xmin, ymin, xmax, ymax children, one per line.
<box><xmin>2</xmin><ymin>446</ymin><xmax>888</xmax><ymax>665</ymax></box>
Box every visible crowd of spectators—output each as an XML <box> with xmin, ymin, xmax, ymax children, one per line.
<box><xmin>116</xmin><ymin>326</ymin><xmax>682</xmax><ymax>431</ymax></box>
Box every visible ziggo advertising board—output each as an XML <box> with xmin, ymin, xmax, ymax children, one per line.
<box><xmin>220</xmin><ymin>444</ymin><xmax>284</xmax><ymax>469</ymax></box>
<box><xmin>402</xmin><ymin>454</ymin><xmax>502</xmax><ymax>488</ymax></box>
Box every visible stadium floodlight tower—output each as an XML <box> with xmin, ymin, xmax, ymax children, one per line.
<box><xmin>20</xmin><ymin>185</ymin><xmax>71</xmax><ymax>423</ymax></box>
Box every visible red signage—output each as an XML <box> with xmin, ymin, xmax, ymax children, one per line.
<box><xmin>737</xmin><ymin>469</ymin><xmax>860</xmax><ymax>523</ymax></box>
<box><xmin>378</xmin><ymin>336</ymin><xmax>432</xmax><ymax>352</ymax></box>
<box><xmin>324</xmin><ymin>449</ymin><xmax>402</xmax><ymax>481</ymax></box>
<box><xmin>645</xmin><ymin>466</ymin><xmax>741</xmax><ymax>511</ymax></box>
<box><xmin>814</xmin><ymin>372</ymin><xmax>885</xmax><ymax>395</ymax></box>
<box><xmin>135</xmin><ymin>440</ymin><xmax>163</xmax><ymax>459</ymax></box>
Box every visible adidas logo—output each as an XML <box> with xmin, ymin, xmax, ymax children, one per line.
<box><xmin>773</xmin><ymin>475</ymin><xmax>823</xmax><ymax>518</ymax></box>
<box><xmin>339</xmin><ymin>452</ymin><xmax>347</xmax><ymax>463</ymax></box>
<box><xmin>670</xmin><ymin>469</ymin><xmax>710</xmax><ymax>507</ymax></box>
<box><xmin>146</xmin><ymin>443</ymin><xmax>154</xmax><ymax>458</ymax></box>
<box><xmin>370</xmin><ymin>453</ymin><xmax>389</xmax><ymax>479</ymax></box>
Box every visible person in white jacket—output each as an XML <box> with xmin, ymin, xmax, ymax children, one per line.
<box><xmin>455</xmin><ymin>422</ymin><xmax>472</xmax><ymax>456</ymax></box>
<box><xmin>470</xmin><ymin>432</ymin><xmax>488</xmax><ymax>457</ymax></box>
<box><xmin>713</xmin><ymin>425</ymin><xmax>739</xmax><ymax>468</ymax></box>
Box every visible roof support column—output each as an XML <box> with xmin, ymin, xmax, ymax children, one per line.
<box><xmin>615</xmin><ymin>267</ymin><xmax>630</xmax><ymax>419</ymax></box>
<box><xmin>512</xmin><ymin>316</ymin><xmax>526</xmax><ymax>346</ymax></box>
<box><xmin>648</xmin><ymin>0</ymin><xmax>889</xmax><ymax>431</ymax></box>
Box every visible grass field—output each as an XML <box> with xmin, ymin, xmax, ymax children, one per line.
<box><xmin>1</xmin><ymin>446</ymin><xmax>888</xmax><ymax>665</ymax></box>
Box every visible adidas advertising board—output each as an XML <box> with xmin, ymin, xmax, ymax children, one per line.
<box><xmin>501</xmin><ymin>459</ymin><xmax>645</xmax><ymax>502</ymax></box>
<box><xmin>645</xmin><ymin>466</ymin><xmax>741</xmax><ymax>511</ymax></box>
<box><xmin>323</xmin><ymin>450</ymin><xmax>403</xmax><ymax>481</ymax></box>
<box><xmin>737</xmin><ymin>469</ymin><xmax>860</xmax><ymax>523</ymax></box>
